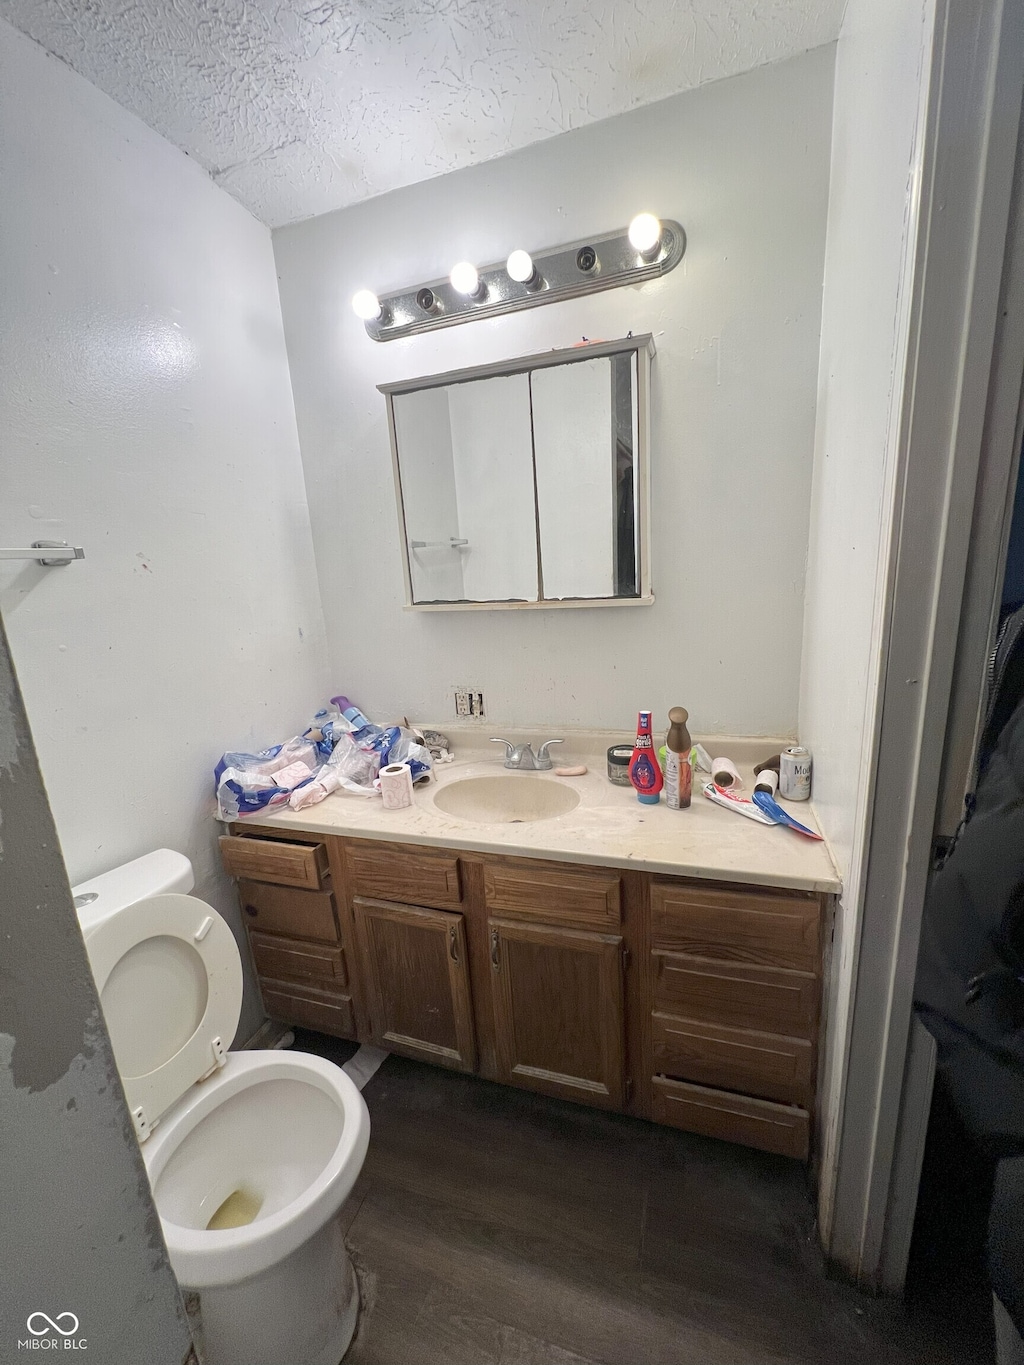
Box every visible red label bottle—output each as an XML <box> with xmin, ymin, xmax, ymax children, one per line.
<box><xmin>629</xmin><ymin>710</ymin><xmax>663</xmax><ymax>804</ymax></box>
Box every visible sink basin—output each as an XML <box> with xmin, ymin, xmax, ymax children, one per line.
<box><xmin>432</xmin><ymin>774</ymin><xmax>581</xmax><ymax>824</ymax></box>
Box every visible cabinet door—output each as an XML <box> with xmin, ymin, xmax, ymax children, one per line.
<box><xmin>353</xmin><ymin>898</ymin><xmax>476</xmax><ymax>1072</ymax></box>
<box><xmin>489</xmin><ymin>917</ymin><xmax>625</xmax><ymax>1108</ymax></box>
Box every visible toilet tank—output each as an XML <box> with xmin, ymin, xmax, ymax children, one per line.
<box><xmin>72</xmin><ymin>849</ymin><xmax>195</xmax><ymax>936</ymax></box>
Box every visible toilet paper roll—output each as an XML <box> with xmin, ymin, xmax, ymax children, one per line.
<box><xmin>379</xmin><ymin>762</ymin><xmax>414</xmax><ymax>810</ymax></box>
<box><xmin>754</xmin><ymin>768</ymin><xmax>779</xmax><ymax>797</ymax></box>
<box><xmin>711</xmin><ymin>756</ymin><xmax>743</xmax><ymax>791</ymax></box>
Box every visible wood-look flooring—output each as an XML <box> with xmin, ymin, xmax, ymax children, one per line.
<box><xmin>293</xmin><ymin>1031</ymin><xmax>990</xmax><ymax>1365</ymax></box>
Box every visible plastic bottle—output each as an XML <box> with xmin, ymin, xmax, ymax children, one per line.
<box><xmin>629</xmin><ymin>710</ymin><xmax>663</xmax><ymax>804</ymax></box>
<box><xmin>344</xmin><ymin>707</ymin><xmax>372</xmax><ymax>731</ymax></box>
<box><xmin>330</xmin><ymin>695</ymin><xmax>372</xmax><ymax>730</ymax></box>
<box><xmin>664</xmin><ymin>706</ymin><xmax>692</xmax><ymax>810</ymax></box>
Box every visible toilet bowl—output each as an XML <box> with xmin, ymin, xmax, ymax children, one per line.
<box><xmin>73</xmin><ymin>850</ymin><xmax>370</xmax><ymax>1365</ymax></box>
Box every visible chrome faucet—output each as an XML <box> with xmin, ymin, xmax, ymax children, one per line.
<box><xmin>490</xmin><ymin>737</ymin><xmax>564</xmax><ymax>771</ymax></box>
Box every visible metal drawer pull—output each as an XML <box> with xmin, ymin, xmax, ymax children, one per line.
<box><xmin>449</xmin><ymin>924</ymin><xmax>459</xmax><ymax>962</ymax></box>
<box><xmin>491</xmin><ymin>929</ymin><xmax>500</xmax><ymax>968</ymax></box>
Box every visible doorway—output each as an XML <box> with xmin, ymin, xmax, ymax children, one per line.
<box><xmin>904</xmin><ymin>446</ymin><xmax>1024</xmax><ymax>1361</ymax></box>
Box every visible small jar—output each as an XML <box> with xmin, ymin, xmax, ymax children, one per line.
<box><xmin>607</xmin><ymin>744</ymin><xmax>634</xmax><ymax>786</ymax></box>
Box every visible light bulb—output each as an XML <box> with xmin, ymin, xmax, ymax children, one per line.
<box><xmin>628</xmin><ymin>213</ymin><xmax>662</xmax><ymax>254</ymax></box>
<box><xmin>506</xmin><ymin>249</ymin><xmax>536</xmax><ymax>284</ymax></box>
<box><xmin>450</xmin><ymin>261</ymin><xmax>482</xmax><ymax>297</ymax></box>
<box><xmin>351</xmin><ymin>289</ymin><xmax>382</xmax><ymax>321</ymax></box>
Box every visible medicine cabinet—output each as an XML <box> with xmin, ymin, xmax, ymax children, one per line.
<box><xmin>381</xmin><ymin>335</ymin><xmax>654</xmax><ymax>610</ymax></box>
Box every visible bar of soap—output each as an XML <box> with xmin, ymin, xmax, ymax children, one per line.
<box><xmin>554</xmin><ymin>765</ymin><xmax>588</xmax><ymax>777</ymax></box>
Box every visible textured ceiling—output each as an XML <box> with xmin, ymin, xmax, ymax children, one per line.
<box><xmin>0</xmin><ymin>0</ymin><xmax>845</xmax><ymax>227</ymax></box>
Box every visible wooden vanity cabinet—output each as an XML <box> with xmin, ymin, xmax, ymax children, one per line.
<box><xmin>222</xmin><ymin>827</ymin><xmax>828</xmax><ymax>1163</ymax></box>
<box><xmin>646</xmin><ymin>878</ymin><xmax>823</xmax><ymax>1159</ymax></box>
<box><xmin>221</xmin><ymin>831</ymin><xmax>359</xmax><ymax>1041</ymax></box>
<box><xmin>489</xmin><ymin>918</ymin><xmax>626</xmax><ymax>1108</ymax></box>
<box><xmin>353</xmin><ymin>898</ymin><xmax>476</xmax><ymax>1071</ymax></box>
<box><xmin>481</xmin><ymin>854</ymin><xmax>627</xmax><ymax>1106</ymax></box>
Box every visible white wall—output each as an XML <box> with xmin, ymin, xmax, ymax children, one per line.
<box><xmin>273</xmin><ymin>47</ymin><xmax>835</xmax><ymax>736</ymax></box>
<box><xmin>797</xmin><ymin>0</ymin><xmax>933</xmax><ymax>1237</ymax></box>
<box><xmin>0</xmin><ymin>19</ymin><xmax>330</xmax><ymax>1041</ymax></box>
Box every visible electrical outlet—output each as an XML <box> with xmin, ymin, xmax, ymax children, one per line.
<box><xmin>454</xmin><ymin>688</ymin><xmax>484</xmax><ymax>718</ymax></box>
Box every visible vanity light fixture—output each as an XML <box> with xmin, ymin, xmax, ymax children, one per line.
<box><xmin>351</xmin><ymin>289</ymin><xmax>383</xmax><ymax>321</ymax></box>
<box><xmin>358</xmin><ymin>215</ymin><xmax>685</xmax><ymax>341</ymax></box>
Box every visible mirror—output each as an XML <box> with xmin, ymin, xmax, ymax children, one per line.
<box><xmin>382</xmin><ymin>336</ymin><xmax>653</xmax><ymax>609</ymax></box>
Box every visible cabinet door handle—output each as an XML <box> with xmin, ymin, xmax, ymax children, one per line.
<box><xmin>449</xmin><ymin>924</ymin><xmax>459</xmax><ymax>963</ymax></box>
<box><xmin>244</xmin><ymin>904</ymin><xmax>257</xmax><ymax>918</ymax></box>
<box><xmin>490</xmin><ymin>929</ymin><xmax>500</xmax><ymax>969</ymax></box>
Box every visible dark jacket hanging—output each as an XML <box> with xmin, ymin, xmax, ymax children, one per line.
<box><xmin>915</xmin><ymin>605</ymin><xmax>1024</xmax><ymax>1156</ymax></box>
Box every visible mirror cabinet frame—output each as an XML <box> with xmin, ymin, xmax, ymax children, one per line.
<box><xmin>380</xmin><ymin>334</ymin><xmax>655</xmax><ymax>611</ymax></box>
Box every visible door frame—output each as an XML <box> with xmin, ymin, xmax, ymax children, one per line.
<box><xmin>879</xmin><ymin>63</ymin><xmax>1024</xmax><ymax>1293</ymax></box>
<box><xmin>824</xmin><ymin>0</ymin><xmax>1024</xmax><ymax>1288</ymax></box>
<box><xmin>0</xmin><ymin>612</ymin><xmax>197</xmax><ymax>1358</ymax></box>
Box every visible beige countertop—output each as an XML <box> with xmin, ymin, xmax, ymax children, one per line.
<box><xmin>244</xmin><ymin>727</ymin><xmax>842</xmax><ymax>895</ymax></box>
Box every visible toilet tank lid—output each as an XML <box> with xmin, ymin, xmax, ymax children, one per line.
<box><xmin>72</xmin><ymin>849</ymin><xmax>195</xmax><ymax>933</ymax></box>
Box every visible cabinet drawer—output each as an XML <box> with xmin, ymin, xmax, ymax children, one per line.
<box><xmin>220</xmin><ymin>835</ymin><xmax>328</xmax><ymax>890</ymax></box>
<box><xmin>249</xmin><ymin>931</ymin><xmax>347</xmax><ymax>988</ymax></box>
<box><xmin>651</xmin><ymin>880</ymin><xmax>820</xmax><ymax>972</ymax></box>
<box><xmin>484</xmin><ymin>858</ymin><xmax>621</xmax><ymax>930</ymax></box>
<box><xmin>238</xmin><ymin>880</ymin><xmax>339</xmax><ymax>944</ymax></box>
<box><xmin>652</xmin><ymin>1011</ymin><xmax>814</xmax><ymax>1107</ymax></box>
<box><xmin>261</xmin><ymin>980</ymin><xmax>356</xmax><ymax>1039</ymax></box>
<box><xmin>652</xmin><ymin>1076</ymin><xmax>810</xmax><ymax>1160</ymax></box>
<box><xmin>347</xmin><ymin>842</ymin><xmax>462</xmax><ymax>909</ymax></box>
<box><xmin>653</xmin><ymin>951</ymin><xmax>818</xmax><ymax>1037</ymax></box>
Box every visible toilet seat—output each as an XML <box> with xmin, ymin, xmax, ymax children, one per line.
<box><xmin>84</xmin><ymin>893</ymin><xmax>243</xmax><ymax>1140</ymax></box>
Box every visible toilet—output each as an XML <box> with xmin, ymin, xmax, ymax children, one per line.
<box><xmin>72</xmin><ymin>849</ymin><xmax>370</xmax><ymax>1365</ymax></box>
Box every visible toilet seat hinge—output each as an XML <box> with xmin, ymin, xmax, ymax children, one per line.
<box><xmin>132</xmin><ymin>1105</ymin><xmax>152</xmax><ymax>1143</ymax></box>
<box><xmin>211</xmin><ymin>1036</ymin><xmax>227</xmax><ymax>1069</ymax></box>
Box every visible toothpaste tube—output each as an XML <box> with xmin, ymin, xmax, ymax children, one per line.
<box><xmin>702</xmin><ymin>782</ymin><xmax>774</xmax><ymax>825</ymax></box>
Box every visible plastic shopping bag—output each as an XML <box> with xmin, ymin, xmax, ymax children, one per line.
<box><xmin>215</xmin><ymin>737</ymin><xmax>319</xmax><ymax>819</ymax></box>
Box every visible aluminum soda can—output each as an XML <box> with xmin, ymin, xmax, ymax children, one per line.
<box><xmin>779</xmin><ymin>746</ymin><xmax>812</xmax><ymax>801</ymax></box>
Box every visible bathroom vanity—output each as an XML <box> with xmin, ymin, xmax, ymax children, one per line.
<box><xmin>222</xmin><ymin>828</ymin><xmax>827</xmax><ymax>1161</ymax></box>
<box><xmin>221</xmin><ymin>737</ymin><xmax>835</xmax><ymax>1162</ymax></box>
<box><xmin>219</xmin><ymin>735</ymin><xmax>838</xmax><ymax>1163</ymax></box>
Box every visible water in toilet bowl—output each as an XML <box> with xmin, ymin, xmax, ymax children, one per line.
<box><xmin>206</xmin><ymin>1188</ymin><xmax>264</xmax><ymax>1231</ymax></box>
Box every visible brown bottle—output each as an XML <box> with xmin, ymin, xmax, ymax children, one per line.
<box><xmin>665</xmin><ymin>706</ymin><xmax>692</xmax><ymax>810</ymax></box>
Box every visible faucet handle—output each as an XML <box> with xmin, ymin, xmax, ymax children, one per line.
<box><xmin>537</xmin><ymin>739</ymin><xmax>564</xmax><ymax>763</ymax></box>
<box><xmin>490</xmin><ymin>738</ymin><xmax>515</xmax><ymax>759</ymax></box>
